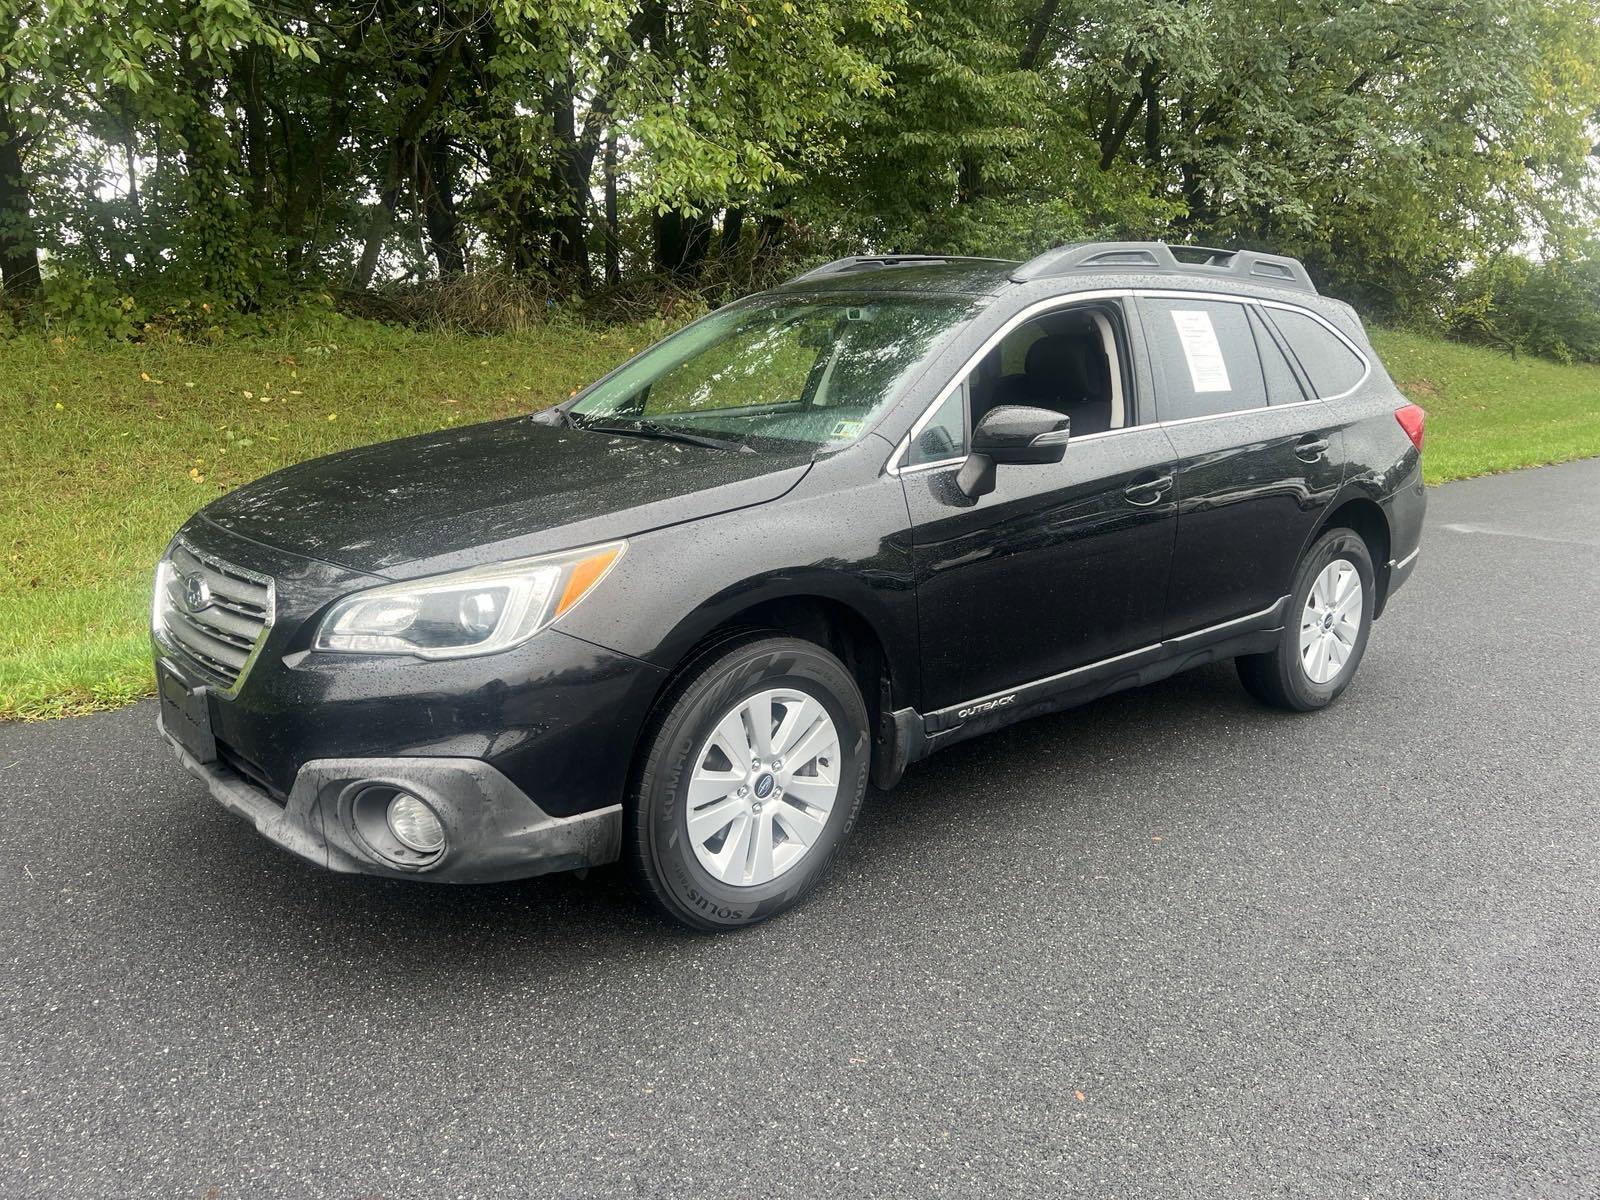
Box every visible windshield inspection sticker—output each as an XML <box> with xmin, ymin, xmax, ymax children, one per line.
<box><xmin>1170</xmin><ymin>309</ymin><xmax>1232</xmax><ymax>393</ymax></box>
<box><xmin>830</xmin><ymin>418</ymin><xmax>864</xmax><ymax>440</ymax></box>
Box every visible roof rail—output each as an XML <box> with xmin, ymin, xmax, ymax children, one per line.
<box><xmin>1010</xmin><ymin>241</ymin><xmax>1316</xmax><ymax>294</ymax></box>
<box><xmin>787</xmin><ymin>254</ymin><xmax>1017</xmax><ymax>284</ymax></box>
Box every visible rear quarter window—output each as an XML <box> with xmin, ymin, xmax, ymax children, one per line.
<box><xmin>1266</xmin><ymin>309</ymin><xmax>1368</xmax><ymax>398</ymax></box>
<box><xmin>1248</xmin><ymin>308</ymin><xmax>1307</xmax><ymax>405</ymax></box>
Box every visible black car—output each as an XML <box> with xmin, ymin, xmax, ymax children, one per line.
<box><xmin>154</xmin><ymin>241</ymin><xmax>1426</xmax><ymax>929</ymax></box>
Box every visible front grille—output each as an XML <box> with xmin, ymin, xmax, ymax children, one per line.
<box><xmin>156</xmin><ymin>538</ymin><xmax>275</xmax><ymax>692</ymax></box>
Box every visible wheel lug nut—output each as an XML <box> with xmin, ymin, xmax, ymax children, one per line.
<box><xmin>737</xmin><ymin>785</ymin><xmax>748</xmax><ymax>796</ymax></box>
<box><xmin>771</xmin><ymin>758</ymin><xmax>783</xmax><ymax>770</ymax></box>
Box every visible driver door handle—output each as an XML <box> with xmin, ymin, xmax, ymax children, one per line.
<box><xmin>1123</xmin><ymin>475</ymin><xmax>1174</xmax><ymax>506</ymax></box>
<box><xmin>1295</xmin><ymin>435</ymin><xmax>1331</xmax><ymax>462</ymax></box>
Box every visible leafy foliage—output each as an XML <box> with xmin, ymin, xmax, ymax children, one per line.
<box><xmin>1447</xmin><ymin>251</ymin><xmax>1600</xmax><ymax>363</ymax></box>
<box><xmin>0</xmin><ymin>0</ymin><xmax>1596</xmax><ymax>346</ymax></box>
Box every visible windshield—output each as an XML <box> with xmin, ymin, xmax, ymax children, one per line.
<box><xmin>567</xmin><ymin>294</ymin><xmax>980</xmax><ymax>450</ymax></box>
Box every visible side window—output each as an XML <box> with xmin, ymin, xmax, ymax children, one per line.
<box><xmin>898</xmin><ymin>301</ymin><xmax>1131</xmax><ymax>470</ymax></box>
<box><xmin>1248</xmin><ymin>307</ymin><xmax>1307</xmax><ymax>405</ymax></box>
<box><xmin>1265</xmin><ymin>309</ymin><xmax>1367</xmax><ymax>398</ymax></box>
<box><xmin>905</xmin><ymin>381</ymin><xmax>968</xmax><ymax>466</ymax></box>
<box><xmin>998</xmin><ymin>323</ymin><xmax>1042</xmax><ymax>376</ymax></box>
<box><xmin>976</xmin><ymin>305</ymin><xmax>1129</xmax><ymax>435</ymax></box>
<box><xmin>1143</xmin><ymin>299</ymin><xmax>1267</xmax><ymax>420</ymax></box>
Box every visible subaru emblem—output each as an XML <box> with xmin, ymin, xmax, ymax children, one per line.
<box><xmin>183</xmin><ymin>572</ymin><xmax>212</xmax><ymax>612</ymax></box>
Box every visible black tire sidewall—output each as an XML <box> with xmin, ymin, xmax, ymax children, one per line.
<box><xmin>1279</xmin><ymin>528</ymin><xmax>1375</xmax><ymax>709</ymax></box>
<box><xmin>635</xmin><ymin>637</ymin><xmax>869</xmax><ymax>930</ymax></box>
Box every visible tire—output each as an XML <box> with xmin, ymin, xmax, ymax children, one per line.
<box><xmin>1237</xmin><ymin>527</ymin><xmax>1376</xmax><ymax>712</ymax></box>
<box><xmin>625</xmin><ymin>634</ymin><xmax>870</xmax><ymax>931</ymax></box>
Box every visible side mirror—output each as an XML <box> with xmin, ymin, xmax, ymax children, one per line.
<box><xmin>956</xmin><ymin>405</ymin><xmax>1070</xmax><ymax>498</ymax></box>
<box><xmin>970</xmin><ymin>405</ymin><xmax>1071</xmax><ymax>464</ymax></box>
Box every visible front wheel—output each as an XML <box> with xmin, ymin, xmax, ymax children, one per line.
<box><xmin>1237</xmin><ymin>527</ymin><xmax>1376</xmax><ymax>711</ymax></box>
<box><xmin>625</xmin><ymin>634</ymin><xmax>870</xmax><ymax>931</ymax></box>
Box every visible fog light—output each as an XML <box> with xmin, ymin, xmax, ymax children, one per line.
<box><xmin>386</xmin><ymin>793</ymin><xmax>445</xmax><ymax>853</ymax></box>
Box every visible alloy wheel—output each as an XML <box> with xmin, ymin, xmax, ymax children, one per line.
<box><xmin>685</xmin><ymin>688</ymin><xmax>841</xmax><ymax>887</ymax></box>
<box><xmin>1300</xmin><ymin>557</ymin><xmax>1363</xmax><ymax>685</ymax></box>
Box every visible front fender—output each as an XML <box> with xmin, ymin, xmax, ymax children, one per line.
<box><xmin>555</xmin><ymin>450</ymin><xmax>921</xmax><ymax>705</ymax></box>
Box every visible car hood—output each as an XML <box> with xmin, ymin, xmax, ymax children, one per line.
<box><xmin>199</xmin><ymin>416</ymin><xmax>815</xmax><ymax>577</ymax></box>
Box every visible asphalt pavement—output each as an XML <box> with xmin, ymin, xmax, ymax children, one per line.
<box><xmin>3</xmin><ymin>459</ymin><xmax>1598</xmax><ymax>1198</ymax></box>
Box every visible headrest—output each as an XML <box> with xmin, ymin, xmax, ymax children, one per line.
<box><xmin>1024</xmin><ymin>334</ymin><xmax>1093</xmax><ymax>390</ymax></box>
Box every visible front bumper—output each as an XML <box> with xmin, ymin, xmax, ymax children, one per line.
<box><xmin>162</xmin><ymin>715</ymin><xmax>622</xmax><ymax>883</ymax></box>
<box><xmin>155</xmin><ymin>517</ymin><xmax>669</xmax><ymax>822</ymax></box>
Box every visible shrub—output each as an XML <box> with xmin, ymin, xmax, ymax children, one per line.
<box><xmin>1446</xmin><ymin>255</ymin><xmax>1600</xmax><ymax>364</ymax></box>
<box><xmin>41</xmin><ymin>271</ymin><xmax>146</xmax><ymax>340</ymax></box>
<box><xmin>338</xmin><ymin>270</ymin><xmax>559</xmax><ymax>335</ymax></box>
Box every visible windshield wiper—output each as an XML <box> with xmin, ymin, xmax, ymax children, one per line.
<box><xmin>577</xmin><ymin>417</ymin><xmax>750</xmax><ymax>453</ymax></box>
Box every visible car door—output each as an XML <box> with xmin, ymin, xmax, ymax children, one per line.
<box><xmin>897</xmin><ymin>297</ymin><xmax>1179</xmax><ymax>713</ymax></box>
<box><xmin>1136</xmin><ymin>294</ymin><xmax>1345</xmax><ymax>637</ymax></box>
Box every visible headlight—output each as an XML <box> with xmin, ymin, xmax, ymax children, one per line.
<box><xmin>152</xmin><ymin>557</ymin><xmax>172</xmax><ymax>636</ymax></box>
<box><xmin>314</xmin><ymin>540</ymin><xmax>625</xmax><ymax>659</ymax></box>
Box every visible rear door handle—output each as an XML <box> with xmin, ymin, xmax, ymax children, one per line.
<box><xmin>1295</xmin><ymin>436</ymin><xmax>1330</xmax><ymax>462</ymax></box>
<box><xmin>1123</xmin><ymin>475</ymin><xmax>1174</xmax><ymax>506</ymax></box>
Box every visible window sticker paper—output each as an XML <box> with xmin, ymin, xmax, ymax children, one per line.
<box><xmin>1170</xmin><ymin>309</ymin><xmax>1232</xmax><ymax>393</ymax></box>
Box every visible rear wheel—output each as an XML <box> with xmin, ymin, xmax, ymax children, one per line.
<box><xmin>1237</xmin><ymin>527</ymin><xmax>1375</xmax><ymax>711</ymax></box>
<box><xmin>625</xmin><ymin>634</ymin><xmax>870</xmax><ymax>930</ymax></box>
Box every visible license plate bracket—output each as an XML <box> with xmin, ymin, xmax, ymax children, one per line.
<box><xmin>158</xmin><ymin>660</ymin><xmax>217</xmax><ymax>764</ymax></box>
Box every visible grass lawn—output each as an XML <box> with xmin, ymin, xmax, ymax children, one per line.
<box><xmin>0</xmin><ymin>317</ymin><xmax>664</xmax><ymax>719</ymax></box>
<box><xmin>3</xmin><ymin>320</ymin><xmax>1597</xmax><ymax>720</ymax></box>
<box><xmin>1370</xmin><ymin>328</ymin><xmax>1600</xmax><ymax>484</ymax></box>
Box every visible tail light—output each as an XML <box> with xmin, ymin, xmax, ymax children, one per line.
<box><xmin>1395</xmin><ymin>404</ymin><xmax>1425</xmax><ymax>451</ymax></box>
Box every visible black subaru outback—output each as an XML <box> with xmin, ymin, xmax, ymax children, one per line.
<box><xmin>154</xmin><ymin>241</ymin><xmax>1426</xmax><ymax>929</ymax></box>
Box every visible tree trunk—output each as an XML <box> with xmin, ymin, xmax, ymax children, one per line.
<box><xmin>603</xmin><ymin>125</ymin><xmax>620</xmax><ymax>285</ymax></box>
<box><xmin>1176</xmin><ymin>100</ymin><xmax>1209</xmax><ymax>229</ymax></box>
<box><xmin>720</xmin><ymin>206</ymin><xmax>744</xmax><ymax>257</ymax></box>
<box><xmin>0</xmin><ymin>105</ymin><xmax>41</xmax><ymax>295</ymax></box>
<box><xmin>654</xmin><ymin>208</ymin><xmax>714</xmax><ymax>278</ymax></box>
<box><xmin>754</xmin><ymin>212</ymin><xmax>784</xmax><ymax>265</ymax></box>
<box><xmin>354</xmin><ymin>37</ymin><xmax>459</xmax><ymax>288</ymax></box>
<box><xmin>548</xmin><ymin>68</ymin><xmax>594</xmax><ymax>288</ymax></box>
<box><xmin>1142</xmin><ymin>68</ymin><xmax>1162</xmax><ymax>169</ymax></box>
<box><xmin>419</xmin><ymin>133</ymin><xmax>464</xmax><ymax>277</ymax></box>
<box><xmin>1019</xmin><ymin>0</ymin><xmax>1061</xmax><ymax>70</ymax></box>
<box><xmin>236</xmin><ymin>45</ymin><xmax>271</xmax><ymax>214</ymax></box>
<box><xmin>280</xmin><ymin>58</ymin><xmax>351</xmax><ymax>274</ymax></box>
<box><xmin>957</xmin><ymin>152</ymin><xmax>983</xmax><ymax>205</ymax></box>
<box><xmin>354</xmin><ymin>148</ymin><xmax>402</xmax><ymax>289</ymax></box>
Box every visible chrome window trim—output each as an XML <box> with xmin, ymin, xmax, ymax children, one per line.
<box><xmin>885</xmin><ymin>288</ymin><xmax>1372</xmax><ymax>476</ymax></box>
<box><xmin>153</xmin><ymin>534</ymin><xmax>277</xmax><ymax>699</ymax></box>
<box><xmin>896</xmin><ymin>455</ymin><xmax>968</xmax><ymax>477</ymax></box>
<box><xmin>892</xmin><ymin>419</ymin><xmax>1153</xmax><ymax>478</ymax></box>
